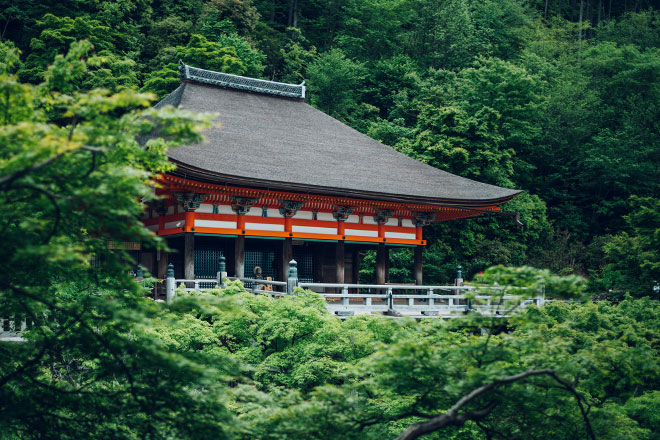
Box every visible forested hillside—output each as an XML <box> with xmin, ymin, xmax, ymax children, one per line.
<box><xmin>3</xmin><ymin>2</ymin><xmax>660</xmax><ymax>439</ymax></box>
<box><xmin>3</xmin><ymin>0</ymin><xmax>660</xmax><ymax>294</ymax></box>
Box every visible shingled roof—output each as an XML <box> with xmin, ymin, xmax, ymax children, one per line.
<box><xmin>157</xmin><ymin>64</ymin><xmax>521</xmax><ymax>207</ymax></box>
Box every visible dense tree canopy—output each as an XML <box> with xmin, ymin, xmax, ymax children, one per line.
<box><xmin>2</xmin><ymin>1</ymin><xmax>660</xmax><ymax>438</ymax></box>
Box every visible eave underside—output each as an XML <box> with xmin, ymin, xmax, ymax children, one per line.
<box><xmin>170</xmin><ymin>163</ymin><xmax>517</xmax><ymax>209</ymax></box>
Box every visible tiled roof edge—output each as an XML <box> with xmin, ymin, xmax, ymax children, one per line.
<box><xmin>178</xmin><ymin>61</ymin><xmax>306</xmax><ymax>99</ymax></box>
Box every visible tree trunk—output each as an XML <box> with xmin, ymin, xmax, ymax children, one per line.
<box><xmin>586</xmin><ymin>0</ymin><xmax>591</xmax><ymax>38</ymax></box>
<box><xmin>287</xmin><ymin>0</ymin><xmax>298</xmax><ymax>28</ymax></box>
<box><xmin>578</xmin><ymin>0</ymin><xmax>584</xmax><ymax>41</ymax></box>
<box><xmin>287</xmin><ymin>0</ymin><xmax>293</xmax><ymax>27</ymax></box>
<box><xmin>1</xmin><ymin>16</ymin><xmax>10</xmax><ymax>41</ymax></box>
<box><xmin>545</xmin><ymin>0</ymin><xmax>549</xmax><ymax>18</ymax></box>
<box><xmin>570</xmin><ymin>0</ymin><xmax>576</xmax><ymax>20</ymax></box>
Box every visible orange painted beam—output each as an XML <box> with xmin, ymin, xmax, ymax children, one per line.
<box><xmin>195</xmin><ymin>212</ymin><xmax>237</xmax><ymax>222</ymax></box>
<box><xmin>156</xmin><ymin>225</ymin><xmax>425</xmax><ymax>245</ymax></box>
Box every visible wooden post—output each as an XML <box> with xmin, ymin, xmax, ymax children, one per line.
<box><xmin>235</xmin><ymin>235</ymin><xmax>245</xmax><ymax>278</ymax></box>
<box><xmin>414</xmin><ymin>245</ymin><xmax>423</xmax><ymax>285</ymax></box>
<box><xmin>281</xmin><ymin>238</ymin><xmax>292</xmax><ymax>281</ymax></box>
<box><xmin>336</xmin><ymin>241</ymin><xmax>345</xmax><ymax>284</ymax></box>
<box><xmin>312</xmin><ymin>242</ymin><xmax>323</xmax><ymax>282</ymax></box>
<box><xmin>376</xmin><ymin>243</ymin><xmax>387</xmax><ymax>285</ymax></box>
<box><xmin>157</xmin><ymin>248</ymin><xmax>168</xmax><ymax>280</ymax></box>
<box><xmin>151</xmin><ymin>249</ymin><xmax>157</xmax><ymax>278</ymax></box>
<box><xmin>385</xmin><ymin>246</ymin><xmax>390</xmax><ymax>283</ymax></box>
<box><xmin>184</xmin><ymin>232</ymin><xmax>194</xmax><ymax>280</ymax></box>
<box><xmin>351</xmin><ymin>248</ymin><xmax>360</xmax><ymax>285</ymax></box>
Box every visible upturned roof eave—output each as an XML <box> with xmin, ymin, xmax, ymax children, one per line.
<box><xmin>167</xmin><ymin>161</ymin><xmax>522</xmax><ymax>208</ymax></box>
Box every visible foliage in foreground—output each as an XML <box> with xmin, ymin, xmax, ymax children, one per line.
<box><xmin>2</xmin><ymin>33</ymin><xmax>660</xmax><ymax>440</ymax></box>
<box><xmin>0</xmin><ymin>41</ymin><xmax>232</xmax><ymax>439</ymax></box>
<box><xmin>154</xmin><ymin>277</ymin><xmax>660</xmax><ymax>440</ymax></box>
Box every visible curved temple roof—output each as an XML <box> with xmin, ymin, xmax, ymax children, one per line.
<box><xmin>158</xmin><ymin>64</ymin><xmax>521</xmax><ymax>208</ymax></box>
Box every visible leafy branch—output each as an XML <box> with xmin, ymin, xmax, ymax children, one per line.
<box><xmin>396</xmin><ymin>369</ymin><xmax>596</xmax><ymax>440</ymax></box>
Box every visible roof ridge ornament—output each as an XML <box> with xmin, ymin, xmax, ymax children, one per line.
<box><xmin>178</xmin><ymin>59</ymin><xmax>189</xmax><ymax>81</ymax></box>
<box><xmin>179</xmin><ymin>61</ymin><xmax>306</xmax><ymax>99</ymax></box>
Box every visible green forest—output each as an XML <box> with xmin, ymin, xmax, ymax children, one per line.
<box><xmin>2</xmin><ymin>0</ymin><xmax>660</xmax><ymax>439</ymax></box>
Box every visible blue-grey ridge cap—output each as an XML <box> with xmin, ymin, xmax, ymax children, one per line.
<box><xmin>178</xmin><ymin>60</ymin><xmax>305</xmax><ymax>99</ymax></box>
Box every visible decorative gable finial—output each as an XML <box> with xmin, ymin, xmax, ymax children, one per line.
<box><xmin>178</xmin><ymin>59</ymin><xmax>188</xmax><ymax>80</ymax></box>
